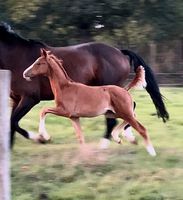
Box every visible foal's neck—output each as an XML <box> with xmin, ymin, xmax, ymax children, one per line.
<box><xmin>48</xmin><ymin>57</ymin><xmax>71</xmax><ymax>102</ymax></box>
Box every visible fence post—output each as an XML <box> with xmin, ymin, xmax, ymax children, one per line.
<box><xmin>0</xmin><ymin>70</ymin><xmax>11</xmax><ymax>200</ymax></box>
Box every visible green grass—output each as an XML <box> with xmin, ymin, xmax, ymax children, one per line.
<box><xmin>12</xmin><ymin>88</ymin><xmax>183</xmax><ymax>200</ymax></box>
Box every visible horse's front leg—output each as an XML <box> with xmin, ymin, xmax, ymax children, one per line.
<box><xmin>10</xmin><ymin>95</ymin><xmax>39</xmax><ymax>147</ymax></box>
<box><xmin>70</xmin><ymin>117</ymin><xmax>85</xmax><ymax>144</ymax></box>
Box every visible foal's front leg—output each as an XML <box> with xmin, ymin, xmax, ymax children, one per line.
<box><xmin>111</xmin><ymin>121</ymin><xmax>127</xmax><ymax>144</ymax></box>
<box><xmin>38</xmin><ymin>107</ymin><xmax>60</xmax><ymax>143</ymax></box>
<box><xmin>123</xmin><ymin>124</ymin><xmax>137</xmax><ymax>144</ymax></box>
<box><xmin>70</xmin><ymin>117</ymin><xmax>85</xmax><ymax>144</ymax></box>
<box><xmin>111</xmin><ymin>121</ymin><xmax>137</xmax><ymax>144</ymax></box>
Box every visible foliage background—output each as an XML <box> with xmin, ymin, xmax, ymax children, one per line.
<box><xmin>1</xmin><ymin>0</ymin><xmax>183</xmax><ymax>73</ymax></box>
<box><xmin>0</xmin><ymin>0</ymin><xmax>182</xmax><ymax>46</ymax></box>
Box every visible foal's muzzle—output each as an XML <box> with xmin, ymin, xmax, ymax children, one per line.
<box><xmin>23</xmin><ymin>71</ymin><xmax>32</xmax><ymax>81</ymax></box>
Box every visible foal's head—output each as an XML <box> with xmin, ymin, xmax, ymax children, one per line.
<box><xmin>23</xmin><ymin>48</ymin><xmax>52</xmax><ymax>81</ymax></box>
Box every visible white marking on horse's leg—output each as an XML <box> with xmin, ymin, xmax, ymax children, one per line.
<box><xmin>99</xmin><ymin>138</ymin><xmax>111</xmax><ymax>149</ymax></box>
<box><xmin>28</xmin><ymin>131</ymin><xmax>39</xmax><ymax>141</ymax></box>
<box><xmin>146</xmin><ymin>143</ymin><xmax>156</xmax><ymax>157</ymax></box>
<box><xmin>38</xmin><ymin>115</ymin><xmax>51</xmax><ymax>141</ymax></box>
<box><xmin>123</xmin><ymin>126</ymin><xmax>136</xmax><ymax>144</ymax></box>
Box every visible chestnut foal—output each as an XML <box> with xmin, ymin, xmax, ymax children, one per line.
<box><xmin>23</xmin><ymin>49</ymin><xmax>156</xmax><ymax>156</ymax></box>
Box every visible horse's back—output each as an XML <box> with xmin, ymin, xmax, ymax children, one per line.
<box><xmin>79</xmin><ymin>43</ymin><xmax>131</xmax><ymax>86</ymax></box>
<box><xmin>49</xmin><ymin>42</ymin><xmax>131</xmax><ymax>86</ymax></box>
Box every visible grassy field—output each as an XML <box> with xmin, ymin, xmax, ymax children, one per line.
<box><xmin>11</xmin><ymin>88</ymin><xmax>183</xmax><ymax>200</ymax></box>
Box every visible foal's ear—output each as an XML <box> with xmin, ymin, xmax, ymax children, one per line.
<box><xmin>40</xmin><ymin>48</ymin><xmax>47</xmax><ymax>58</ymax></box>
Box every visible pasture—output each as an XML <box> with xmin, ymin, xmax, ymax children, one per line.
<box><xmin>11</xmin><ymin>87</ymin><xmax>183</xmax><ymax>200</ymax></box>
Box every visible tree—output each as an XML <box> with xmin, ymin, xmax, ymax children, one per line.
<box><xmin>0</xmin><ymin>0</ymin><xmax>182</xmax><ymax>46</ymax></box>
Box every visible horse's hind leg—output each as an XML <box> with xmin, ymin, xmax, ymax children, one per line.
<box><xmin>100</xmin><ymin>118</ymin><xmax>117</xmax><ymax>149</ymax></box>
<box><xmin>70</xmin><ymin>117</ymin><xmax>85</xmax><ymax>144</ymax></box>
<box><xmin>126</xmin><ymin>117</ymin><xmax>156</xmax><ymax>156</ymax></box>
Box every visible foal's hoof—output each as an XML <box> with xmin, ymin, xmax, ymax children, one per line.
<box><xmin>131</xmin><ymin>138</ymin><xmax>138</xmax><ymax>145</ymax></box>
<box><xmin>146</xmin><ymin>144</ymin><xmax>157</xmax><ymax>157</ymax></box>
<box><xmin>37</xmin><ymin>135</ymin><xmax>51</xmax><ymax>144</ymax></box>
<box><xmin>117</xmin><ymin>139</ymin><xmax>122</xmax><ymax>144</ymax></box>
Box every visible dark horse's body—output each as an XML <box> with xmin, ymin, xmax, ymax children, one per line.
<box><xmin>0</xmin><ymin>23</ymin><xmax>169</xmax><ymax>146</ymax></box>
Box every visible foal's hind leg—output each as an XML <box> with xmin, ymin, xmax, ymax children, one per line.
<box><xmin>70</xmin><ymin>117</ymin><xmax>85</xmax><ymax>144</ymax></box>
<box><xmin>126</xmin><ymin>117</ymin><xmax>156</xmax><ymax>156</ymax></box>
<box><xmin>123</xmin><ymin>102</ymin><xmax>137</xmax><ymax>144</ymax></box>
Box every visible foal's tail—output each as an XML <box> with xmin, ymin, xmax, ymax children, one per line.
<box><xmin>125</xmin><ymin>65</ymin><xmax>146</xmax><ymax>91</ymax></box>
<box><xmin>121</xmin><ymin>49</ymin><xmax>169</xmax><ymax>122</ymax></box>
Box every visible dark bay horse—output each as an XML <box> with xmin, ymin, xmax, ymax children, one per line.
<box><xmin>23</xmin><ymin>49</ymin><xmax>156</xmax><ymax>156</ymax></box>
<box><xmin>0</xmin><ymin>22</ymin><xmax>169</xmax><ymax>147</ymax></box>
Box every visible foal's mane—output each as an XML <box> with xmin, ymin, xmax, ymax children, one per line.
<box><xmin>0</xmin><ymin>22</ymin><xmax>45</xmax><ymax>46</ymax></box>
<box><xmin>48</xmin><ymin>53</ymin><xmax>73</xmax><ymax>82</ymax></box>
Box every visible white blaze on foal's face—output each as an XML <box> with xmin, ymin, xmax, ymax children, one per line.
<box><xmin>23</xmin><ymin>56</ymin><xmax>49</xmax><ymax>80</ymax></box>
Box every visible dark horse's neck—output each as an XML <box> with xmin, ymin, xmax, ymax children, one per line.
<box><xmin>0</xmin><ymin>42</ymin><xmax>45</xmax><ymax>71</ymax></box>
<box><xmin>0</xmin><ymin>23</ymin><xmax>46</xmax><ymax>71</ymax></box>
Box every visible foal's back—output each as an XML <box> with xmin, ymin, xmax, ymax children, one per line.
<box><xmin>61</xmin><ymin>81</ymin><xmax>133</xmax><ymax>118</ymax></box>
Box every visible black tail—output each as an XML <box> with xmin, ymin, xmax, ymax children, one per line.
<box><xmin>121</xmin><ymin>49</ymin><xmax>169</xmax><ymax>122</ymax></box>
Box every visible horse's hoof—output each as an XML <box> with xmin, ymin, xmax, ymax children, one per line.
<box><xmin>99</xmin><ymin>138</ymin><xmax>110</xmax><ymax>149</ymax></box>
<box><xmin>37</xmin><ymin>135</ymin><xmax>51</xmax><ymax>144</ymax></box>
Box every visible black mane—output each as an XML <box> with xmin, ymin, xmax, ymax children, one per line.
<box><xmin>0</xmin><ymin>22</ymin><xmax>45</xmax><ymax>46</ymax></box>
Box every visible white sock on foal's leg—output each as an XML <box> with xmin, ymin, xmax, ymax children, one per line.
<box><xmin>38</xmin><ymin>116</ymin><xmax>51</xmax><ymax>141</ymax></box>
<box><xmin>146</xmin><ymin>143</ymin><xmax>156</xmax><ymax>157</ymax></box>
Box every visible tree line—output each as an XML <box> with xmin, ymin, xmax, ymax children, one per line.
<box><xmin>0</xmin><ymin>0</ymin><xmax>182</xmax><ymax>47</ymax></box>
